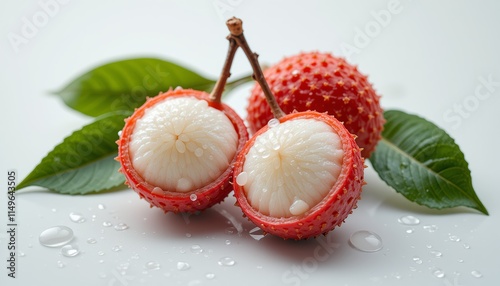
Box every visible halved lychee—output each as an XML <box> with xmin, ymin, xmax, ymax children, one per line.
<box><xmin>117</xmin><ymin>89</ymin><xmax>248</xmax><ymax>213</ymax></box>
<box><xmin>233</xmin><ymin>111</ymin><xmax>365</xmax><ymax>239</ymax></box>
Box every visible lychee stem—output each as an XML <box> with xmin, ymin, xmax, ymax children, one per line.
<box><xmin>226</xmin><ymin>17</ymin><xmax>285</xmax><ymax>119</ymax></box>
<box><xmin>209</xmin><ymin>37</ymin><xmax>239</xmax><ymax>103</ymax></box>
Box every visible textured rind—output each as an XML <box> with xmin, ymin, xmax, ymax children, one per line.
<box><xmin>233</xmin><ymin>111</ymin><xmax>365</xmax><ymax>240</ymax></box>
<box><xmin>247</xmin><ymin>51</ymin><xmax>384</xmax><ymax>158</ymax></box>
<box><xmin>117</xmin><ymin>89</ymin><xmax>249</xmax><ymax>213</ymax></box>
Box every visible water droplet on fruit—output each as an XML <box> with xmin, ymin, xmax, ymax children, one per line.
<box><xmin>292</xmin><ymin>69</ymin><xmax>300</xmax><ymax>76</ymax></box>
<box><xmin>398</xmin><ymin>215</ymin><xmax>420</xmax><ymax>225</ymax></box>
<box><xmin>69</xmin><ymin>212</ymin><xmax>86</xmax><ymax>223</ymax></box>
<box><xmin>249</xmin><ymin>227</ymin><xmax>265</xmax><ymax>241</ymax></box>
<box><xmin>471</xmin><ymin>270</ymin><xmax>483</xmax><ymax>278</ymax></box>
<box><xmin>268</xmin><ymin>118</ymin><xmax>280</xmax><ymax>128</ymax></box>
<box><xmin>61</xmin><ymin>244</ymin><xmax>80</xmax><ymax>257</ymax></box>
<box><xmin>117</xmin><ymin>130</ymin><xmax>122</xmax><ymax>137</ymax></box>
<box><xmin>145</xmin><ymin>261</ymin><xmax>161</xmax><ymax>270</ymax></box>
<box><xmin>175</xmin><ymin>140</ymin><xmax>186</xmax><ymax>153</ymax></box>
<box><xmin>190</xmin><ymin>244</ymin><xmax>203</xmax><ymax>254</ymax></box>
<box><xmin>289</xmin><ymin>199</ymin><xmax>310</xmax><ymax>216</ymax></box>
<box><xmin>177</xmin><ymin>178</ymin><xmax>192</xmax><ymax>191</ymax></box>
<box><xmin>114</xmin><ymin>223</ymin><xmax>129</xmax><ymax>231</ymax></box>
<box><xmin>176</xmin><ymin>261</ymin><xmax>190</xmax><ymax>271</ymax></box>
<box><xmin>195</xmin><ymin>148</ymin><xmax>204</xmax><ymax>157</ymax></box>
<box><xmin>218</xmin><ymin>257</ymin><xmax>236</xmax><ymax>266</ymax></box>
<box><xmin>190</xmin><ymin>194</ymin><xmax>197</xmax><ymax>201</ymax></box>
<box><xmin>349</xmin><ymin>230</ymin><xmax>383</xmax><ymax>252</ymax></box>
<box><xmin>236</xmin><ymin>172</ymin><xmax>248</xmax><ymax>186</ymax></box>
<box><xmin>152</xmin><ymin>186</ymin><xmax>164</xmax><ymax>195</ymax></box>
<box><xmin>39</xmin><ymin>226</ymin><xmax>74</xmax><ymax>247</ymax></box>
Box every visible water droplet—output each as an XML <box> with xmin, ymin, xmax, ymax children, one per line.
<box><xmin>432</xmin><ymin>268</ymin><xmax>445</xmax><ymax>278</ymax></box>
<box><xmin>235</xmin><ymin>172</ymin><xmax>248</xmax><ymax>186</ymax></box>
<box><xmin>261</xmin><ymin>150</ymin><xmax>270</xmax><ymax>159</ymax></box>
<box><xmin>102</xmin><ymin>221</ymin><xmax>112</xmax><ymax>227</ymax></box>
<box><xmin>458</xmin><ymin>259</ymin><xmax>464</xmax><ymax>263</ymax></box>
<box><xmin>218</xmin><ymin>257</ymin><xmax>236</xmax><ymax>266</ymax></box>
<box><xmin>57</xmin><ymin>260</ymin><xmax>66</xmax><ymax>268</ymax></box>
<box><xmin>190</xmin><ymin>194</ymin><xmax>197</xmax><ymax>201</ymax></box>
<box><xmin>463</xmin><ymin>243</ymin><xmax>470</xmax><ymax>249</ymax></box>
<box><xmin>114</xmin><ymin>223</ymin><xmax>129</xmax><ymax>231</ymax></box>
<box><xmin>87</xmin><ymin>238</ymin><xmax>97</xmax><ymax>244</ymax></box>
<box><xmin>191</xmin><ymin>244</ymin><xmax>203</xmax><ymax>254</ymax></box>
<box><xmin>176</xmin><ymin>261</ymin><xmax>190</xmax><ymax>271</ymax></box>
<box><xmin>185</xmin><ymin>233</ymin><xmax>192</xmax><ymax>238</ymax></box>
<box><xmin>177</xmin><ymin>178</ymin><xmax>192</xmax><ymax>191</ymax></box>
<box><xmin>118</xmin><ymin>130</ymin><xmax>123</xmax><ymax>137</ymax></box>
<box><xmin>249</xmin><ymin>227</ymin><xmax>265</xmax><ymax>241</ymax></box>
<box><xmin>224</xmin><ymin>239</ymin><xmax>231</xmax><ymax>245</ymax></box>
<box><xmin>349</xmin><ymin>230</ymin><xmax>383</xmax><ymax>252</ymax></box>
<box><xmin>406</xmin><ymin>228</ymin><xmax>414</xmax><ymax>234</ymax></box>
<box><xmin>152</xmin><ymin>186</ymin><xmax>164</xmax><ymax>195</ymax></box>
<box><xmin>145</xmin><ymin>261</ymin><xmax>161</xmax><ymax>270</ymax></box>
<box><xmin>423</xmin><ymin>225</ymin><xmax>438</xmax><ymax>232</ymax></box>
<box><xmin>412</xmin><ymin>256</ymin><xmax>423</xmax><ymax>264</ymax></box>
<box><xmin>97</xmin><ymin>251</ymin><xmax>105</xmax><ymax>256</ymax></box>
<box><xmin>471</xmin><ymin>270</ymin><xmax>482</xmax><ymax>278</ymax></box>
<box><xmin>194</xmin><ymin>148</ymin><xmax>204</xmax><ymax>157</ymax></box>
<box><xmin>97</xmin><ymin>204</ymin><xmax>106</xmax><ymax>210</ymax></box>
<box><xmin>39</xmin><ymin>226</ymin><xmax>74</xmax><ymax>247</ymax></box>
<box><xmin>69</xmin><ymin>212</ymin><xmax>86</xmax><ymax>223</ymax></box>
<box><xmin>426</xmin><ymin>244</ymin><xmax>432</xmax><ymax>249</ymax></box>
<box><xmin>205</xmin><ymin>273</ymin><xmax>215</xmax><ymax>280</ymax></box>
<box><xmin>289</xmin><ymin>199</ymin><xmax>310</xmax><ymax>216</ymax></box>
<box><xmin>19</xmin><ymin>251</ymin><xmax>25</xmax><ymax>257</ymax></box>
<box><xmin>51</xmin><ymin>208</ymin><xmax>57</xmax><ymax>212</ymax></box>
<box><xmin>112</xmin><ymin>245</ymin><xmax>123</xmax><ymax>252</ymax></box>
<box><xmin>267</xmin><ymin>118</ymin><xmax>280</xmax><ymax>128</ymax></box>
<box><xmin>61</xmin><ymin>244</ymin><xmax>80</xmax><ymax>257</ymax></box>
<box><xmin>430</xmin><ymin>250</ymin><xmax>442</xmax><ymax>258</ymax></box>
<box><xmin>449</xmin><ymin>234</ymin><xmax>461</xmax><ymax>242</ymax></box>
<box><xmin>398</xmin><ymin>215</ymin><xmax>420</xmax><ymax>225</ymax></box>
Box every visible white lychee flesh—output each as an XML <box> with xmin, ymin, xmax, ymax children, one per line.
<box><xmin>239</xmin><ymin>118</ymin><xmax>344</xmax><ymax>218</ymax></box>
<box><xmin>129</xmin><ymin>96</ymin><xmax>238</xmax><ymax>193</ymax></box>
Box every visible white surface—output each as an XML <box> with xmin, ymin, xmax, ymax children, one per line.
<box><xmin>1</xmin><ymin>1</ymin><xmax>499</xmax><ymax>285</ymax></box>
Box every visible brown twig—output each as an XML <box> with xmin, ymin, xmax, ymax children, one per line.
<box><xmin>209</xmin><ymin>34</ymin><xmax>239</xmax><ymax>103</ymax></box>
<box><xmin>225</xmin><ymin>17</ymin><xmax>285</xmax><ymax>119</ymax></box>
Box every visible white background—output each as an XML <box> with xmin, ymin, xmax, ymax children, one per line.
<box><xmin>1</xmin><ymin>0</ymin><xmax>500</xmax><ymax>285</ymax></box>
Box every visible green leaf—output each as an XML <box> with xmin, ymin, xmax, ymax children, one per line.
<box><xmin>370</xmin><ymin>110</ymin><xmax>488</xmax><ymax>215</ymax></box>
<box><xmin>16</xmin><ymin>112</ymin><xmax>130</xmax><ymax>195</ymax></box>
<box><xmin>54</xmin><ymin>58</ymin><xmax>216</xmax><ymax>117</ymax></box>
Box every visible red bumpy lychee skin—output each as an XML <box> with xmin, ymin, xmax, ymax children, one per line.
<box><xmin>247</xmin><ymin>52</ymin><xmax>384</xmax><ymax>158</ymax></box>
<box><xmin>233</xmin><ymin>111</ymin><xmax>365</xmax><ymax>240</ymax></box>
<box><xmin>117</xmin><ymin>89</ymin><xmax>248</xmax><ymax>213</ymax></box>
